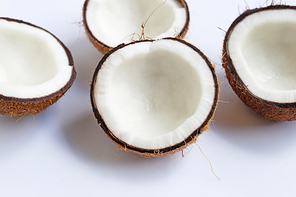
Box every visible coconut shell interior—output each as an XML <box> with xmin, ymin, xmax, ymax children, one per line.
<box><xmin>0</xmin><ymin>18</ymin><xmax>76</xmax><ymax>117</ymax></box>
<box><xmin>91</xmin><ymin>38</ymin><xmax>219</xmax><ymax>157</ymax></box>
<box><xmin>83</xmin><ymin>0</ymin><xmax>190</xmax><ymax>54</ymax></box>
<box><xmin>223</xmin><ymin>5</ymin><xmax>296</xmax><ymax>121</ymax></box>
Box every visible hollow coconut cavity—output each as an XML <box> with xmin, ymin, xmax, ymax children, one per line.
<box><xmin>83</xmin><ymin>0</ymin><xmax>189</xmax><ymax>54</ymax></box>
<box><xmin>0</xmin><ymin>18</ymin><xmax>76</xmax><ymax>117</ymax></box>
<box><xmin>223</xmin><ymin>5</ymin><xmax>296</xmax><ymax>121</ymax></box>
<box><xmin>91</xmin><ymin>38</ymin><xmax>219</xmax><ymax>157</ymax></box>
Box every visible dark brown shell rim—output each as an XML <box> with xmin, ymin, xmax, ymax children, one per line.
<box><xmin>223</xmin><ymin>5</ymin><xmax>296</xmax><ymax>109</ymax></box>
<box><xmin>82</xmin><ymin>0</ymin><xmax>190</xmax><ymax>50</ymax></box>
<box><xmin>90</xmin><ymin>38</ymin><xmax>219</xmax><ymax>155</ymax></box>
<box><xmin>0</xmin><ymin>17</ymin><xmax>76</xmax><ymax>104</ymax></box>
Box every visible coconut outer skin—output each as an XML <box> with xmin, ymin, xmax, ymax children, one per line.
<box><xmin>91</xmin><ymin>38</ymin><xmax>219</xmax><ymax>158</ymax></box>
<box><xmin>223</xmin><ymin>5</ymin><xmax>296</xmax><ymax>121</ymax></box>
<box><xmin>0</xmin><ymin>18</ymin><xmax>77</xmax><ymax>117</ymax></box>
<box><xmin>82</xmin><ymin>0</ymin><xmax>190</xmax><ymax>54</ymax></box>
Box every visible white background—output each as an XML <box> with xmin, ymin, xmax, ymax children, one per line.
<box><xmin>1</xmin><ymin>0</ymin><xmax>296</xmax><ymax>196</ymax></box>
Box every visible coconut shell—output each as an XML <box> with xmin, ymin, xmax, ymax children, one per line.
<box><xmin>222</xmin><ymin>5</ymin><xmax>296</xmax><ymax>121</ymax></box>
<box><xmin>0</xmin><ymin>18</ymin><xmax>76</xmax><ymax>117</ymax></box>
<box><xmin>82</xmin><ymin>0</ymin><xmax>190</xmax><ymax>54</ymax></box>
<box><xmin>91</xmin><ymin>38</ymin><xmax>219</xmax><ymax>158</ymax></box>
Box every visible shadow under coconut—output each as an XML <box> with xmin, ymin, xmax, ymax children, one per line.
<box><xmin>62</xmin><ymin>114</ymin><xmax>174</xmax><ymax>182</ymax></box>
<box><xmin>213</xmin><ymin>71</ymin><xmax>296</xmax><ymax>155</ymax></box>
<box><xmin>0</xmin><ymin>115</ymin><xmax>38</xmax><ymax>160</ymax></box>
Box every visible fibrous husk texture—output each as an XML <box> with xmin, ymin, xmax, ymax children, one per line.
<box><xmin>82</xmin><ymin>0</ymin><xmax>190</xmax><ymax>54</ymax></box>
<box><xmin>0</xmin><ymin>69</ymin><xmax>76</xmax><ymax>118</ymax></box>
<box><xmin>222</xmin><ymin>5</ymin><xmax>296</xmax><ymax>121</ymax></box>
<box><xmin>222</xmin><ymin>54</ymin><xmax>296</xmax><ymax>121</ymax></box>
<box><xmin>91</xmin><ymin>38</ymin><xmax>219</xmax><ymax>158</ymax></box>
<box><xmin>1</xmin><ymin>91</ymin><xmax>67</xmax><ymax>117</ymax></box>
<box><xmin>222</xmin><ymin>6</ymin><xmax>296</xmax><ymax>122</ymax></box>
<box><xmin>0</xmin><ymin>18</ymin><xmax>77</xmax><ymax>118</ymax></box>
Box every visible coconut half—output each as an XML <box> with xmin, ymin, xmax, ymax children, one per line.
<box><xmin>0</xmin><ymin>18</ymin><xmax>76</xmax><ymax>117</ymax></box>
<box><xmin>223</xmin><ymin>5</ymin><xmax>296</xmax><ymax>121</ymax></box>
<box><xmin>83</xmin><ymin>0</ymin><xmax>189</xmax><ymax>54</ymax></box>
<box><xmin>91</xmin><ymin>38</ymin><xmax>219</xmax><ymax>157</ymax></box>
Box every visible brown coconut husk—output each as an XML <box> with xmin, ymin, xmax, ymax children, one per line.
<box><xmin>90</xmin><ymin>38</ymin><xmax>219</xmax><ymax>158</ymax></box>
<box><xmin>0</xmin><ymin>17</ymin><xmax>77</xmax><ymax>117</ymax></box>
<box><xmin>82</xmin><ymin>0</ymin><xmax>190</xmax><ymax>54</ymax></box>
<box><xmin>222</xmin><ymin>5</ymin><xmax>296</xmax><ymax>121</ymax></box>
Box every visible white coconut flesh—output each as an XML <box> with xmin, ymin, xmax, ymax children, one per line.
<box><xmin>86</xmin><ymin>0</ymin><xmax>187</xmax><ymax>47</ymax></box>
<box><xmin>0</xmin><ymin>19</ymin><xmax>73</xmax><ymax>99</ymax></box>
<box><xmin>228</xmin><ymin>9</ymin><xmax>296</xmax><ymax>103</ymax></box>
<box><xmin>94</xmin><ymin>40</ymin><xmax>215</xmax><ymax>150</ymax></box>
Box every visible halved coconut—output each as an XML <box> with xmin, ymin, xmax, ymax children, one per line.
<box><xmin>223</xmin><ymin>5</ymin><xmax>296</xmax><ymax>121</ymax></box>
<box><xmin>91</xmin><ymin>38</ymin><xmax>219</xmax><ymax>157</ymax></box>
<box><xmin>83</xmin><ymin>0</ymin><xmax>189</xmax><ymax>54</ymax></box>
<box><xmin>0</xmin><ymin>18</ymin><xmax>76</xmax><ymax>117</ymax></box>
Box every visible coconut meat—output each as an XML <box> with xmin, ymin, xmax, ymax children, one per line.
<box><xmin>94</xmin><ymin>40</ymin><xmax>215</xmax><ymax>150</ymax></box>
<box><xmin>228</xmin><ymin>9</ymin><xmax>296</xmax><ymax>103</ymax></box>
<box><xmin>0</xmin><ymin>19</ymin><xmax>73</xmax><ymax>99</ymax></box>
<box><xmin>86</xmin><ymin>0</ymin><xmax>186</xmax><ymax>47</ymax></box>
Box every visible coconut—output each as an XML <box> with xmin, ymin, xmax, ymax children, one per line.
<box><xmin>91</xmin><ymin>38</ymin><xmax>219</xmax><ymax>157</ymax></box>
<box><xmin>0</xmin><ymin>18</ymin><xmax>76</xmax><ymax>117</ymax></box>
<box><xmin>83</xmin><ymin>0</ymin><xmax>189</xmax><ymax>54</ymax></box>
<box><xmin>223</xmin><ymin>5</ymin><xmax>296</xmax><ymax>121</ymax></box>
